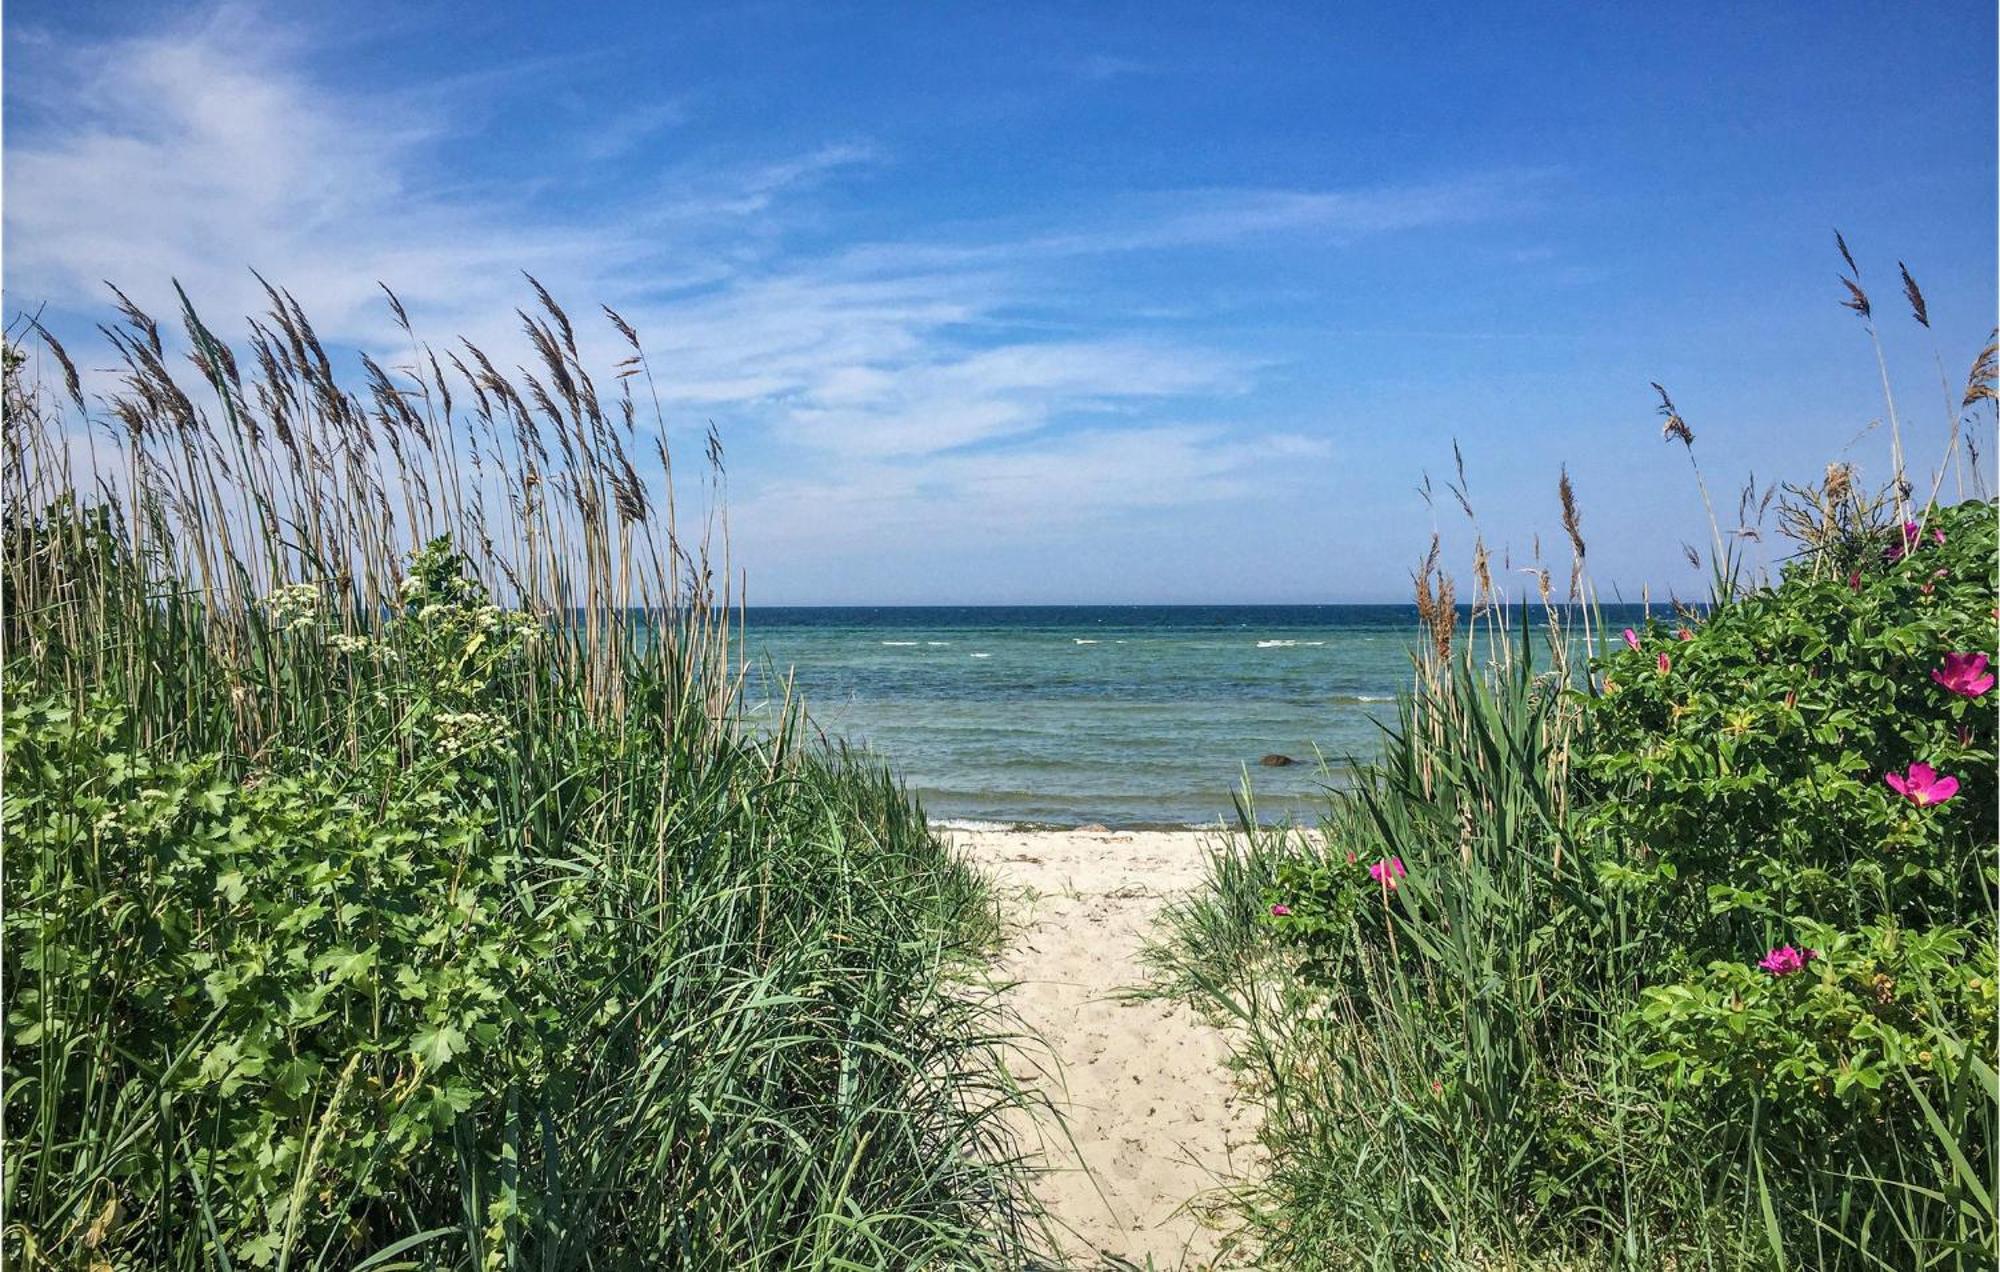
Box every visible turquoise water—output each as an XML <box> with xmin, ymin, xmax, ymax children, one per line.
<box><xmin>740</xmin><ymin>605</ymin><xmax>1423</xmax><ymax>828</ymax></box>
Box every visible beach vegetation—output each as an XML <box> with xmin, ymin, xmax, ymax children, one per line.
<box><xmin>1151</xmin><ymin>246</ymin><xmax>1998</xmax><ymax>1268</ymax></box>
<box><xmin>0</xmin><ymin>287</ymin><xmax>1051</xmax><ymax>1269</ymax></box>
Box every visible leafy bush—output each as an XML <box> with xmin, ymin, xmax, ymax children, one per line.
<box><xmin>1585</xmin><ymin>500</ymin><xmax>1994</xmax><ymax>948</ymax></box>
<box><xmin>1585</xmin><ymin>500</ymin><xmax>1995</xmax><ymax>1100</ymax></box>
<box><xmin>1580</xmin><ymin>498</ymin><xmax>1998</xmax><ymax>1265</ymax></box>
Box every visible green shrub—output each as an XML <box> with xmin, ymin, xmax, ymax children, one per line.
<box><xmin>1578</xmin><ymin>499</ymin><xmax>1998</xmax><ymax>1266</ymax></box>
<box><xmin>1584</xmin><ymin>500</ymin><xmax>1995</xmax><ymax>949</ymax></box>
<box><xmin>1583</xmin><ymin>499</ymin><xmax>1996</xmax><ymax>1106</ymax></box>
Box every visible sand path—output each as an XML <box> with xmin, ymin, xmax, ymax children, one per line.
<box><xmin>955</xmin><ymin>828</ymin><xmax>1255</xmax><ymax>1270</ymax></box>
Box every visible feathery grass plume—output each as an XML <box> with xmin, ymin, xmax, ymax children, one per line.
<box><xmin>1899</xmin><ymin>262</ymin><xmax>1930</xmax><ymax>328</ymax></box>
<box><xmin>1649</xmin><ymin>380</ymin><xmax>1740</xmax><ymax>595</ymax></box>
<box><xmin>28</xmin><ymin>320</ymin><xmax>87</xmax><ymax>415</ymax></box>
<box><xmin>1471</xmin><ymin>535</ymin><xmax>1495</xmax><ymax>615</ymax></box>
<box><xmin>1964</xmin><ymin>333</ymin><xmax>1997</xmax><ymax>410</ymax></box>
<box><xmin>1959</xmin><ymin>334</ymin><xmax>2000</xmax><ymax>499</ymax></box>
<box><xmin>1557</xmin><ymin>464</ymin><xmax>1585</xmax><ymax>594</ymax></box>
<box><xmin>1840</xmin><ymin>276</ymin><xmax>1873</xmax><ymax>319</ymax></box>
<box><xmin>1651</xmin><ymin>381</ymin><xmax>1694</xmax><ymax>449</ymax></box>
<box><xmin>1449</xmin><ymin>438</ymin><xmax>1475</xmax><ymax>520</ymax></box>
<box><xmin>1834</xmin><ymin>231</ymin><xmax>1912</xmax><ymax>523</ymax></box>
<box><xmin>1411</xmin><ymin>535</ymin><xmax>1458</xmax><ymax>668</ymax></box>
<box><xmin>1414</xmin><ymin>532</ymin><xmax>1440</xmax><ymax>623</ymax></box>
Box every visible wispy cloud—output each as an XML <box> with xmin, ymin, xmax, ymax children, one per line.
<box><xmin>3</xmin><ymin>4</ymin><xmax>1535</xmax><ymax>598</ymax></box>
<box><xmin>574</xmin><ymin>100</ymin><xmax>693</xmax><ymax>164</ymax></box>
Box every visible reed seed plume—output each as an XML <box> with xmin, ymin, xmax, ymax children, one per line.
<box><xmin>1898</xmin><ymin>262</ymin><xmax>1929</xmax><ymax>328</ymax></box>
<box><xmin>1964</xmin><ymin>332</ymin><xmax>1997</xmax><ymax>409</ymax></box>
<box><xmin>1557</xmin><ymin>468</ymin><xmax>1584</xmax><ymax>557</ymax></box>
<box><xmin>28</xmin><ymin>320</ymin><xmax>87</xmax><ymax>415</ymax></box>
<box><xmin>1835</xmin><ymin>227</ymin><xmax>1860</xmax><ymax>277</ymax></box>
<box><xmin>1449</xmin><ymin>438</ymin><xmax>1475</xmax><ymax>520</ymax></box>
<box><xmin>1833</xmin><ymin>233</ymin><xmax>1918</xmax><ymax>526</ymax></box>
<box><xmin>1839</xmin><ymin>276</ymin><xmax>1873</xmax><ymax>320</ymax></box>
<box><xmin>1470</xmin><ymin>535</ymin><xmax>1495</xmax><ymax>615</ymax></box>
<box><xmin>1651</xmin><ymin>382</ymin><xmax>1695</xmax><ymax>448</ymax></box>
<box><xmin>1411</xmin><ymin>533</ymin><xmax>1458</xmax><ymax>666</ymax></box>
<box><xmin>1557</xmin><ymin>464</ymin><xmax>1587</xmax><ymax>602</ymax></box>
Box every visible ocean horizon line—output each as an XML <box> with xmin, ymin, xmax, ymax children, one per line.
<box><xmin>737</xmin><ymin>600</ymin><xmax>1658</xmax><ymax>611</ymax></box>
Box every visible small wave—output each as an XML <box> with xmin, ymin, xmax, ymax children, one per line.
<box><xmin>1256</xmin><ymin>639</ymin><xmax>1327</xmax><ymax>648</ymax></box>
<box><xmin>1073</xmin><ymin>638</ymin><xmax>1100</xmax><ymax>645</ymax></box>
<box><xmin>926</xmin><ymin>640</ymin><xmax>952</xmax><ymax>646</ymax></box>
<box><xmin>969</xmin><ymin>652</ymin><xmax>992</xmax><ymax>659</ymax></box>
<box><xmin>927</xmin><ymin>816</ymin><xmax>1214</xmax><ymax>833</ymax></box>
<box><xmin>880</xmin><ymin>640</ymin><xmax>919</xmax><ymax>646</ymax></box>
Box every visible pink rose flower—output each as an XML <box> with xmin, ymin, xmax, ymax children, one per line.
<box><xmin>1758</xmin><ymin>945</ymin><xmax>1817</xmax><ymax>977</ymax></box>
<box><xmin>1885</xmin><ymin>520</ymin><xmax>1945</xmax><ymax>562</ymax></box>
<box><xmin>1931</xmin><ymin>652</ymin><xmax>1994</xmax><ymax>699</ymax></box>
<box><xmin>1884</xmin><ymin>762</ymin><xmax>1959</xmax><ymax>808</ymax></box>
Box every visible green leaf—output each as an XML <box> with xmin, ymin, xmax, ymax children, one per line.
<box><xmin>411</xmin><ymin>1023</ymin><xmax>466</xmax><ymax>1072</ymax></box>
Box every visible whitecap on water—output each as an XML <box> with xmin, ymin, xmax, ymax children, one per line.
<box><xmin>880</xmin><ymin>640</ymin><xmax>919</xmax><ymax>646</ymax></box>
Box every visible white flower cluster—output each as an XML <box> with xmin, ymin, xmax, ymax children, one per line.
<box><xmin>432</xmin><ymin>709</ymin><xmax>512</xmax><ymax>757</ymax></box>
<box><xmin>479</xmin><ymin>605</ymin><xmax>543</xmax><ymax>647</ymax></box>
<box><xmin>260</xmin><ymin>583</ymin><xmax>322</xmax><ymax>633</ymax></box>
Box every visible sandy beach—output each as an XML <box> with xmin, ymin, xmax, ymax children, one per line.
<box><xmin>951</xmin><ymin>827</ymin><xmax>1256</xmax><ymax>1270</ymax></box>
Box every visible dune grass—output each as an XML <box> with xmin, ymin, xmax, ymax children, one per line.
<box><xmin>1</xmin><ymin>286</ymin><xmax>1054</xmax><ymax>1269</ymax></box>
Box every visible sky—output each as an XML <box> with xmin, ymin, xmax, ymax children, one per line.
<box><xmin>5</xmin><ymin>1</ymin><xmax>1994</xmax><ymax>603</ymax></box>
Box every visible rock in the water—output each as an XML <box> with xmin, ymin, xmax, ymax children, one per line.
<box><xmin>1259</xmin><ymin>753</ymin><xmax>1296</xmax><ymax>767</ymax></box>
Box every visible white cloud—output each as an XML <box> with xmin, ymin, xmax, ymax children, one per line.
<box><xmin>3</xmin><ymin>4</ymin><xmax>1530</xmax><ymax>597</ymax></box>
<box><xmin>731</xmin><ymin>422</ymin><xmax>1318</xmax><ymax>557</ymax></box>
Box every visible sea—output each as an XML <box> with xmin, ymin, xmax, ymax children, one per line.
<box><xmin>738</xmin><ymin>605</ymin><xmax>1431</xmax><ymax>829</ymax></box>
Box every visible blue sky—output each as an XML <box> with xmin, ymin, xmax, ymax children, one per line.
<box><xmin>6</xmin><ymin>1</ymin><xmax>1994</xmax><ymax>603</ymax></box>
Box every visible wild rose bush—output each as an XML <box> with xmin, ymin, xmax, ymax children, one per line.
<box><xmin>1586</xmin><ymin>500</ymin><xmax>1994</xmax><ymax>936</ymax></box>
<box><xmin>1584</xmin><ymin>498</ymin><xmax>1997</xmax><ymax>1126</ymax></box>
